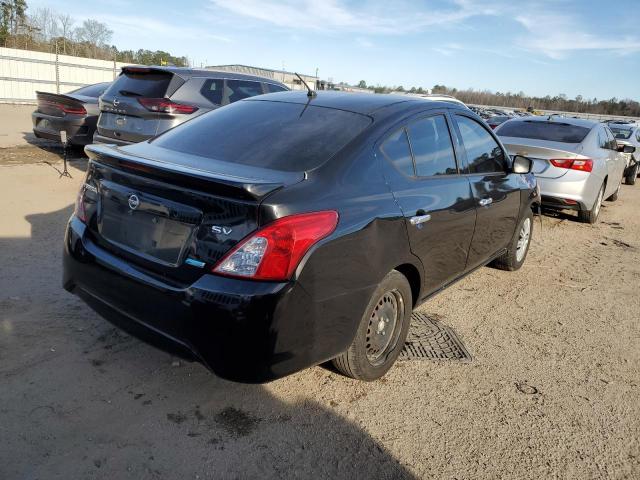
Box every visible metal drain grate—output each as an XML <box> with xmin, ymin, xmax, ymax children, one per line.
<box><xmin>399</xmin><ymin>312</ymin><xmax>472</xmax><ymax>361</ymax></box>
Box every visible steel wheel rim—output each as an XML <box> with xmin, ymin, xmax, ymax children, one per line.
<box><xmin>594</xmin><ymin>186</ymin><xmax>604</xmax><ymax>218</ymax></box>
<box><xmin>366</xmin><ymin>290</ymin><xmax>404</xmax><ymax>366</ymax></box>
<box><xmin>516</xmin><ymin>218</ymin><xmax>531</xmax><ymax>262</ymax></box>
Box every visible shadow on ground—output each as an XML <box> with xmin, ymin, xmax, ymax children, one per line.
<box><xmin>0</xmin><ymin>204</ymin><xmax>416</xmax><ymax>479</ymax></box>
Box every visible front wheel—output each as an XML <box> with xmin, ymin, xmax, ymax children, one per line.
<box><xmin>492</xmin><ymin>209</ymin><xmax>533</xmax><ymax>271</ymax></box>
<box><xmin>625</xmin><ymin>163</ymin><xmax>638</xmax><ymax>185</ymax></box>
<box><xmin>332</xmin><ymin>270</ymin><xmax>412</xmax><ymax>381</ymax></box>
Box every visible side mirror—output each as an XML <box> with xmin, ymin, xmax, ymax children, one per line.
<box><xmin>619</xmin><ymin>144</ymin><xmax>636</xmax><ymax>154</ymax></box>
<box><xmin>512</xmin><ymin>155</ymin><xmax>533</xmax><ymax>174</ymax></box>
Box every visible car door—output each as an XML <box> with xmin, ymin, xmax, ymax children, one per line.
<box><xmin>451</xmin><ymin>113</ymin><xmax>521</xmax><ymax>269</ymax></box>
<box><xmin>380</xmin><ymin>111</ymin><xmax>476</xmax><ymax>296</ymax></box>
<box><xmin>604</xmin><ymin>126</ymin><xmax>625</xmax><ymax>186</ymax></box>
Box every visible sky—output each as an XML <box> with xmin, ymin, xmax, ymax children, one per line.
<box><xmin>30</xmin><ymin>0</ymin><xmax>640</xmax><ymax>100</ymax></box>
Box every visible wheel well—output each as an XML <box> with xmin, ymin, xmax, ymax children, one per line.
<box><xmin>395</xmin><ymin>263</ymin><xmax>421</xmax><ymax>307</ymax></box>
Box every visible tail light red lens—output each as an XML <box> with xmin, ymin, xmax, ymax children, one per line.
<box><xmin>550</xmin><ymin>158</ymin><xmax>593</xmax><ymax>173</ymax></box>
<box><xmin>138</xmin><ymin>98</ymin><xmax>198</xmax><ymax>114</ymax></box>
<box><xmin>213</xmin><ymin>211</ymin><xmax>339</xmax><ymax>281</ymax></box>
<box><xmin>39</xmin><ymin>100</ymin><xmax>86</xmax><ymax>115</ymax></box>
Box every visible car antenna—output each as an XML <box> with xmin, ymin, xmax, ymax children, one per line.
<box><xmin>295</xmin><ymin>72</ymin><xmax>317</xmax><ymax>98</ymax></box>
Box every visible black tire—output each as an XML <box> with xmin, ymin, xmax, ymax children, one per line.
<box><xmin>578</xmin><ymin>182</ymin><xmax>605</xmax><ymax>224</ymax></box>
<box><xmin>492</xmin><ymin>209</ymin><xmax>533</xmax><ymax>271</ymax></box>
<box><xmin>332</xmin><ymin>270</ymin><xmax>412</xmax><ymax>381</ymax></box>
<box><xmin>625</xmin><ymin>163</ymin><xmax>638</xmax><ymax>185</ymax></box>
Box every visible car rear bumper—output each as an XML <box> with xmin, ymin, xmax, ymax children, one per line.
<box><xmin>63</xmin><ymin>216</ymin><xmax>359</xmax><ymax>383</ymax></box>
<box><xmin>536</xmin><ymin>172</ymin><xmax>602</xmax><ymax>211</ymax></box>
<box><xmin>32</xmin><ymin>112</ymin><xmax>96</xmax><ymax>146</ymax></box>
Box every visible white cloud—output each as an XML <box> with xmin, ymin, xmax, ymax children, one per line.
<box><xmin>515</xmin><ymin>13</ymin><xmax>640</xmax><ymax>59</ymax></box>
<box><xmin>208</xmin><ymin>0</ymin><xmax>500</xmax><ymax>34</ymax></box>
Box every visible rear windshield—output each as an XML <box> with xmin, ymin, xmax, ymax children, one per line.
<box><xmin>152</xmin><ymin>100</ymin><xmax>372</xmax><ymax>172</ymax></box>
<box><xmin>497</xmin><ymin>121</ymin><xmax>590</xmax><ymax>143</ymax></box>
<box><xmin>70</xmin><ymin>82</ymin><xmax>110</xmax><ymax>97</ymax></box>
<box><xmin>106</xmin><ymin>71</ymin><xmax>174</xmax><ymax>98</ymax></box>
<box><xmin>610</xmin><ymin>127</ymin><xmax>632</xmax><ymax>140</ymax></box>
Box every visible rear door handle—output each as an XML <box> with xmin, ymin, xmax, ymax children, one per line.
<box><xmin>479</xmin><ymin>198</ymin><xmax>493</xmax><ymax>207</ymax></box>
<box><xmin>410</xmin><ymin>214</ymin><xmax>431</xmax><ymax>226</ymax></box>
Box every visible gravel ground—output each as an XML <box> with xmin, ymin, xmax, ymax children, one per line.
<box><xmin>0</xmin><ymin>150</ymin><xmax>639</xmax><ymax>480</ymax></box>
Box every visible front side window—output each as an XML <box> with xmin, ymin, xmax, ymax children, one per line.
<box><xmin>407</xmin><ymin>115</ymin><xmax>457</xmax><ymax>176</ymax></box>
<box><xmin>380</xmin><ymin>128</ymin><xmax>414</xmax><ymax>176</ymax></box>
<box><xmin>226</xmin><ymin>80</ymin><xmax>264</xmax><ymax>103</ymax></box>
<box><xmin>455</xmin><ymin>115</ymin><xmax>506</xmax><ymax>174</ymax></box>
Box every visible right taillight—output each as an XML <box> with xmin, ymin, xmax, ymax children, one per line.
<box><xmin>138</xmin><ymin>98</ymin><xmax>198</xmax><ymax>114</ymax></box>
<box><xmin>212</xmin><ymin>211</ymin><xmax>339</xmax><ymax>281</ymax></box>
<box><xmin>550</xmin><ymin>158</ymin><xmax>593</xmax><ymax>173</ymax></box>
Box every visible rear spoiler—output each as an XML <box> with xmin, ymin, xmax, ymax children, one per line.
<box><xmin>35</xmin><ymin>91</ymin><xmax>85</xmax><ymax>106</ymax></box>
<box><xmin>85</xmin><ymin>143</ymin><xmax>303</xmax><ymax>201</ymax></box>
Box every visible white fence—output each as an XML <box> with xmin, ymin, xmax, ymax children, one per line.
<box><xmin>0</xmin><ymin>47</ymin><xmax>131</xmax><ymax>103</ymax></box>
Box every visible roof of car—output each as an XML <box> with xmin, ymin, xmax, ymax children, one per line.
<box><xmin>245</xmin><ymin>91</ymin><xmax>467</xmax><ymax>116</ymax></box>
<box><xmin>507</xmin><ymin>115</ymin><xmax>598</xmax><ymax>129</ymax></box>
<box><xmin>121</xmin><ymin>65</ymin><xmax>287</xmax><ymax>86</ymax></box>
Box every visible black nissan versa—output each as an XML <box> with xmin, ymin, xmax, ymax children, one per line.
<box><xmin>63</xmin><ymin>91</ymin><xmax>539</xmax><ymax>383</ymax></box>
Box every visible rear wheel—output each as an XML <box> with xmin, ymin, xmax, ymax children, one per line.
<box><xmin>492</xmin><ymin>209</ymin><xmax>533</xmax><ymax>271</ymax></box>
<box><xmin>625</xmin><ymin>163</ymin><xmax>638</xmax><ymax>185</ymax></box>
<box><xmin>332</xmin><ymin>270</ymin><xmax>412</xmax><ymax>381</ymax></box>
<box><xmin>578</xmin><ymin>182</ymin><xmax>605</xmax><ymax>224</ymax></box>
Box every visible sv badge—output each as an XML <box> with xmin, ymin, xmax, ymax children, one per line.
<box><xmin>211</xmin><ymin>226</ymin><xmax>233</xmax><ymax>235</ymax></box>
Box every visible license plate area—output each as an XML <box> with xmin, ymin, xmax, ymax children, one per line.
<box><xmin>98</xmin><ymin>182</ymin><xmax>201</xmax><ymax>266</ymax></box>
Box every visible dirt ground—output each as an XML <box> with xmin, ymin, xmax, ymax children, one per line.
<box><xmin>1</xmin><ymin>145</ymin><xmax>639</xmax><ymax>480</ymax></box>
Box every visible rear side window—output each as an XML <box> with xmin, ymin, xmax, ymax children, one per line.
<box><xmin>407</xmin><ymin>115</ymin><xmax>457</xmax><ymax>176</ymax></box>
<box><xmin>265</xmin><ymin>83</ymin><xmax>288</xmax><ymax>93</ymax></box>
<box><xmin>497</xmin><ymin>121</ymin><xmax>590</xmax><ymax>143</ymax></box>
<box><xmin>226</xmin><ymin>80</ymin><xmax>264</xmax><ymax>103</ymax></box>
<box><xmin>200</xmin><ymin>79</ymin><xmax>224</xmax><ymax>105</ymax></box>
<box><xmin>107</xmin><ymin>71</ymin><xmax>173</xmax><ymax>98</ymax></box>
<box><xmin>70</xmin><ymin>82</ymin><xmax>109</xmax><ymax>97</ymax></box>
<box><xmin>152</xmin><ymin>100</ymin><xmax>371</xmax><ymax>172</ymax></box>
<box><xmin>455</xmin><ymin>115</ymin><xmax>506</xmax><ymax>174</ymax></box>
<box><xmin>381</xmin><ymin>128</ymin><xmax>413</xmax><ymax>176</ymax></box>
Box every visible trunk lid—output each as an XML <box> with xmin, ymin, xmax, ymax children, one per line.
<box><xmin>82</xmin><ymin>143</ymin><xmax>303</xmax><ymax>284</ymax></box>
<box><xmin>501</xmin><ymin>139</ymin><xmax>585</xmax><ymax>179</ymax></box>
<box><xmin>35</xmin><ymin>91</ymin><xmax>88</xmax><ymax>117</ymax></box>
<box><xmin>97</xmin><ymin>67</ymin><xmax>186</xmax><ymax>143</ymax></box>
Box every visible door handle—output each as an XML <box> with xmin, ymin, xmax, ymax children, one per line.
<box><xmin>479</xmin><ymin>197</ymin><xmax>493</xmax><ymax>207</ymax></box>
<box><xmin>410</xmin><ymin>214</ymin><xmax>431</xmax><ymax>226</ymax></box>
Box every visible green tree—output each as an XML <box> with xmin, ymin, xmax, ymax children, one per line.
<box><xmin>357</xmin><ymin>80</ymin><xmax>367</xmax><ymax>89</ymax></box>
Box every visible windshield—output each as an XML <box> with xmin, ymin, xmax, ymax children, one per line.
<box><xmin>497</xmin><ymin>121</ymin><xmax>591</xmax><ymax>143</ymax></box>
<box><xmin>610</xmin><ymin>127</ymin><xmax>633</xmax><ymax>140</ymax></box>
<box><xmin>152</xmin><ymin>100</ymin><xmax>372</xmax><ymax>172</ymax></box>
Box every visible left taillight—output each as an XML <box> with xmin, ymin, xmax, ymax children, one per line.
<box><xmin>138</xmin><ymin>98</ymin><xmax>198</xmax><ymax>114</ymax></box>
<box><xmin>212</xmin><ymin>211</ymin><xmax>339</xmax><ymax>281</ymax></box>
<box><xmin>61</xmin><ymin>104</ymin><xmax>86</xmax><ymax>115</ymax></box>
<box><xmin>550</xmin><ymin>158</ymin><xmax>593</xmax><ymax>173</ymax></box>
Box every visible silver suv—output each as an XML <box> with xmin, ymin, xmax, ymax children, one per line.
<box><xmin>94</xmin><ymin>66</ymin><xmax>288</xmax><ymax>145</ymax></box>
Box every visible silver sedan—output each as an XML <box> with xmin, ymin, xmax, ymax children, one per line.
<box><xmin>496</xmin><ymin>116</ymin><xmax>633</xmax><ymax>223</ymax></box>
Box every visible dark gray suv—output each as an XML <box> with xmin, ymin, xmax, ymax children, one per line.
<box><xmin>93</xmin><ymin>66</ymin><xmax>289</xmax><ymax>145</ymax></box>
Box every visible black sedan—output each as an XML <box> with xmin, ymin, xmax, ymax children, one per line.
<box><xmin>63</xmin><ymin>91</ymin><xmax>538</xmax><ymax>383</ymax></box>
<box><xmin>32</xmin><ymin>82</ymin><xmax>111</xmax><ymax>146</ymax></box>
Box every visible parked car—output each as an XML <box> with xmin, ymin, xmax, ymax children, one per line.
<box><xmin>32</xmin><ymin>82</ymin><xmax>111</xmax><ymax>146</ymax></box>
<box><xmin>496</xmin><ymin>117</ymin><xmax>633</xmax><ymax>223</ymax></box>
<box><xmin>608</xmin><ymin>122</ymin><xmax>640</xmax><ymax>185</ymax></box>
<box><xmin>64</xmin><ymin>92</ymin><xmax>538</xmax><ymax>383</ymax></box>
<box><xmin>93</xmin><ymin>66</ymin><xmax>289</xmax><ymax>146</ymax></box>
<box><xmin>486</xmin><ymin>115</ymin><xmax>512</xmax><ymax>129</ymax></box>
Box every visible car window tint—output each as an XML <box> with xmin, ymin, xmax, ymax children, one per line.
<box><xmin>226</xmin><ymin>80</ymin><xmax>264</xmax><ymax>103</ymax></box>
<box><xmin>106</xmin><ymin>71</ymin><xmax>174</xmax><ymax>98</ymax></box>
<box><xmin>380</xmin><ymin>128</ymin><xmax>414</xmax><ymax>176</ymax></box>
<box><xmin>265</xmin><ymin>83</ymin><xmax>288</xmax><ymax>93</ymax></box>
<box><xmin>152</xmin><ymin>100</ymin><xmax>372</xmax><ymax>172</ymax></box>
<box><xmin>70</xmin><ymin>82</ymin><xmax>110</xmax><ymax>97</ymax></box>
<box><xmin>407</xmin><ymin>115</ymin><xmax>457</xmax><ymax>176</ymax></box>
<box><xmin>200</xmin><ymin>79</ymin><xmax>224</xmax><ymax>105</ymax></box>
<box><xmin>497</xmin><ymin>121</ymin><xmax>590</xmax><ymax>143</ymax></box>
<box><xmin>455</xmin><ymin>115</ymin><xmax>506</xmax><ymax>174</ymax></box>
